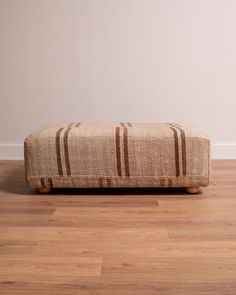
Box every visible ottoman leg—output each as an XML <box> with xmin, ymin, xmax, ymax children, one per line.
<box><xmin>38</xmin><ymin>187</ymin><xmax>52</xmax><ymax>194</ymax></box>
<box><xmin>185</xmin><ymin>187</ymin><xmax>200</xmax><ymax>194</ymax></box>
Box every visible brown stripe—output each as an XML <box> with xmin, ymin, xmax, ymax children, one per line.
<box><xmin>127</xmin><ymin>122</ymin><xmax>132</xmax><ymax>127</ymax></box>
<box><xmin>24</xmin><ymin>141</ymin><xmax>28</xmax><ymax>182</ymax></box>
<box><xmin>48</xmin><ymin>178</ymin><xmax>53</xmax><ymax>188</ymax></box>
<box><xmin>115</xmin><ymin>127</ymin><xmax>122</xmax><ymax>176</ymax></box>
<box><xmin>40</xmin><ymin>178</ymin><xmax>46</xmax><ymax>188</ymax></box>
<box><xmin>99</xmin><ymin>178</ymin><xmax>103</xmax><ymax>188</ymax></box>
<box><xmin>64</xmin><ymin>127</ymin><xmax>72</xmax><ymax>176</ymax></box>
<box><xmin>64</xmin><ymin>123</ymin><xmax>81</xmax><ymax>176</ymax></box>
<box><xmin>123</xmin><ymin>127</ymin><xmax>130</xmax><ymax>177</ymax></box>
<box><xmin>107</xmin><ymin>178</ymin><xmax>112</xmax><ymax>187</ymax></box>
<box><xmin>120</xmin><ymin>122</ymin><xmax>126</xmax><ymax>128</ymax></box>
<box><xmin>170</xmin><ymin>127</ymin><xmax>180</xmax><ymax>177</ymax></box>
<box><xmin>173</xmin><ymin>124</ymin><xmax>187</xmax><ymax>176</ymax></box>
<box><xmin>56</xmin><ymin>127</ymin><xmax>64</xmax><ymax>176</ymax></box>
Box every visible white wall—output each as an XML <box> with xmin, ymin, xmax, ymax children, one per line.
<box><xmin>0</xmin><ymin>0</ymin><xmax>236</xmax><ymax>159</ymax></box>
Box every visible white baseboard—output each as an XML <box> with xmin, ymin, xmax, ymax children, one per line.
<box><xmin>0</xmin><ymin>143</ymin><xmax>235</xmax><ymax>160</ymax></box>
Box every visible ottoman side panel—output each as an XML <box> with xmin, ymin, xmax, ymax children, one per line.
<box><xmin>24</xmin><ymin>136</ymin><xmax>58</xmax><ymax>187</ymax></box>
<box><xmin>169</xmin><ymin>123</ymin><xmax>211</xmax><ymax>187</ymax></box>
<box><xmin>186</xmin><ymin>138</ymin><xmax>210</xmax><ymax>186</ymax></box>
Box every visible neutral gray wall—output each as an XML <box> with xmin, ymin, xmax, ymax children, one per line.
<box><xmin>0</xmin><ymin>0</ymin><xmax>236</xmax><ymax>157</ymax></box>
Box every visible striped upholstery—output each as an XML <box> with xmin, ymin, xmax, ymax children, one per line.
<box><xmin>24</xmin><ymin>122</ymin><xmax>210</xmax><ymax>189</ymax></box>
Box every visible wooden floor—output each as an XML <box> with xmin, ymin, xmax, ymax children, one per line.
<box><xmin>0</xmin><ymin>160</ymin><xmax>236</xmax><ymax>294</ymax></box>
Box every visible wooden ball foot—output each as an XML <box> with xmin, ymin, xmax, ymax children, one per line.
<box><xmin>185</xmin><ymin>187</ymin><xmax>200</xmax><ymax>194</ymax></box>
<box><xmin>38</xmin><ymin>187</ymin><xmax>52</xmax><ymax>194</ymax></box>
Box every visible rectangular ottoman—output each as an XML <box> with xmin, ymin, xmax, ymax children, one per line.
<box><xmin>24</xmin><ymin>122</ymin><xmax>210</xmax><ymax>194</ymax></box>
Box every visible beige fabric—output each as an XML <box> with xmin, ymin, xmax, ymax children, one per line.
<box><xmin>24</xmin><ymin>122</ymin><xmax>210</xmax><ymax>189</ymax></box>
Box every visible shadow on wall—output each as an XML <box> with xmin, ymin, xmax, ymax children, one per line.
<box><xmin>0</xmin><ymin>161</ymin><xmax>198</xmax><ymax>196</ymax></box>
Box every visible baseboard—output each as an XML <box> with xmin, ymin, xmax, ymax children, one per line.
<box><xmin>0</xmin><ymin>143</ymin><xmax>235</xmax><ymax>160</ymax></box>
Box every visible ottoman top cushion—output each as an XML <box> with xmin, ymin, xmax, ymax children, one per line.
<box><xmin>26</xmin><ymin>122</ymin><xmax>209</xmax><ymax>141</ymax></box>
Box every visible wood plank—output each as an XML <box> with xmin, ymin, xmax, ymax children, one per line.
<box><xmin>0</xmin><ymin>256</ymin><xmax>102</xmax><ymax>283</ymax></box>
<box><xmin>0</xmin><ymin>241</ymin><xmax>36</xmax><ymax>255</ymax></box>
<box><xmin>0</xmin><ymin>204</ymin><xmax>55</xmax><ymax>215</ymax></box>
<box><xmin>0</xmin><ymin>195</ymin><xmax>160</xmax><ymax>208</ymax></box>
<box><xmin>32</xmin><ymin>240</ymin><xmax>236</xmax><ymax>258</ymax></box>
<box><xmin>1</xmin><ymin>281</ymin><xmax>236</xmax><ymax>295</ymax></box>
<box><xmin>0</xmin><ymin>227</ymin><xmax>169</xmax><ymax>241</ymax></box>
<box><xmin>101</xmin><ymin>257</ymin><xmax>236</xmax><ymax>283</ymax></box>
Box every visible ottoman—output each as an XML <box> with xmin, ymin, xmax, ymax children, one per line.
<box><xmin>24</xmin><ymin>122</ymin><xmax>210</xmax><ymax>194</ymax></box>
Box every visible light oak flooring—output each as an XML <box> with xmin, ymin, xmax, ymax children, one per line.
<box><xmin>0</xmin><ymin>160</ymin><xmax>236</xmax><ymax>295</ymax></box>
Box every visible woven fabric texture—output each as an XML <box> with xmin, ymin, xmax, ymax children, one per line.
<box><xmin>24</xmin><ymin>122</ymin><xmax>210</xmax><ymax>189</ymax></box>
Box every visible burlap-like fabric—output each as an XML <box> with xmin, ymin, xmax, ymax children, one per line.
<box><xmin>24</xmin><ymin>122</ymin><xmax>210</xmax><ymax>189</ymax></box>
